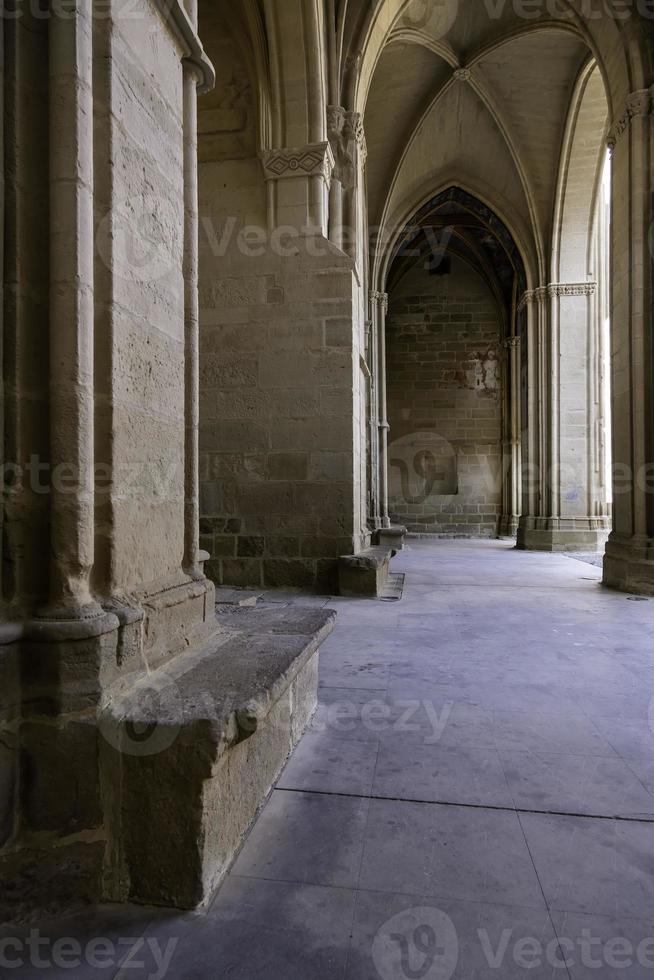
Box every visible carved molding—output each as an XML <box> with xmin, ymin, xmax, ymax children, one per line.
<box><xmin>261</xmin><ymin>142</ymin><xmax>335</xmax><ymax>183</ymax></box>
<box><xmin>518</xmin><ymin>282</ymin><xmax>597</xmax><ymax>311</ymax></box>
<box><xmin>152</xmin><ymin>0</ymin><xmax>215</xmax><ymax>93</ymax></box>
<box><xmin>607</xmin><ymin>87</ymin><xmax>653</xmax><ymax>151</ymax></box>
<box><xmin>548</xmin><ymin>282</ymin><xmax>597</xmax><ymax>298</ymax></box>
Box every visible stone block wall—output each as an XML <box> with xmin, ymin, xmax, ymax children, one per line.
<box><xmin>199</xmin><ymin>245</ymin><xmax>361</xmax><ymax>592</ymax></box>
<box><xmin>386</xmin><ymin>260</ymin><xmax>503</xmax><ymax>536</ymax></box>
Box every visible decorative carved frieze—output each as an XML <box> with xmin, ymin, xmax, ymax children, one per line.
<box><xmin>518</xmin><ymin>282</ymin><xmax>597</xmax><ymax>312</ymax></box>
<box><xmin>261</xmin><ymin>142</ymin><xmax>334</xmax><ymax>183</ymax></box>
<box><xmin>607</xmin><ymin>87</ymin><xmax>653</xmax><ymax>151</ymax></box>
<box><xmin>548</xmin><ymin>282</ymin><xmax>597</xmax><ymax>298</ymax></box>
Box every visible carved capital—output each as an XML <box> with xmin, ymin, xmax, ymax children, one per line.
<box><xmin>261</xmin><ymin>142</ymin><xmax>334</xmax><ymax>184</ymax></box>
<box><xmin>328</xmin><ymin>106</ymin><xmax>367</xmax><ymax>186</ymax></box>
<box><xmin>607</xmin><ymin>87</ymin><xmax>653</xmax><ymax>151</ymax></box>
<box><xmin>370</xmin><ymin>290</ymin><xmax>389</xmax><ymax>313</ymax></box>
<box><xmin>503</xmin><ymin>336</ymin><xmax>521</xmax><ymax>349</ymax></box>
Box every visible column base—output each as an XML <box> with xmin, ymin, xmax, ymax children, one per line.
<box><xmin>517</xmin><ymin>517</ymin><xmax>610</xmax><ymax>552</ymax></box>
<box><xmin>603</xmin><ymin>534</ymin><xmax>654</xmax><ymax>595</ymax></box>
<box><xmin>499</xmin><ymin>514</ymin><xmax>520</xmax><ymax>538</ymax></box>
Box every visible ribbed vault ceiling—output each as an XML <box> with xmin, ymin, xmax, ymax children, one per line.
<box><xmin>359</xmin><ymin>0</ymin><xmax>608</xmax><ymax>277</ymax></box>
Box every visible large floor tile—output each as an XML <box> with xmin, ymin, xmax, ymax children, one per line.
<box><xmin>520</xmin><ymin>812</ymin><xmax>654</xmax><ymax>918</ymax></box>
<box><xmin>278</xmin><ymin>732</ymin><xmax>379</xmax><ymax>795</ymax></box>
<box><xmin>232</xmin><ymin>790</ymin><xmax>370</xmax><ymax>889</ymax></box>
<box><xmin>319</xmin><ymin>658</ymin><xmax>390</xmax><ymax>691</ymax></box>
<box><xmin>359</xmin><ymin>799</ymin><xmax>546</xmax><ymax>909</ymax></box>
<box><xmin>550</xmin><ymin>909</ymin><xmax>654</xmax><ymax>978</ymax></box>
<box><xmin>119</xmin><ymin>878</ymin><xmax>356</xmax><ymax>980</ymax></box>
<box><xmin>373</xmin><ymin>738</ymin><xmax>513</xmax><ymax>807</ymax></box>
<box><xmin>501</xmin><ymin>750</ymin><xmax>654</xmax><ymax>818</ymax></box>
<box><xmin>491</xmin><ymin>710</ymin><xmax>616</xmax><ymax>757</ymax></box>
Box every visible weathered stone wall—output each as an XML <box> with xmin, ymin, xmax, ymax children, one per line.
<box><xmin>386</xmin><ymin>259</ymin><xmax>503</xmax><ymax>537</ymax></box>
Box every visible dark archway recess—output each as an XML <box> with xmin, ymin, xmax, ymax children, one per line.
<box><xmin>385</xmin><ymin>187</ymin><xmax>527</xmax><ymax>336</ymax></box>
<box><xmin>382</xmin><ymin>187</ymin><xmax>527</xmax><ymax>538</ymax></box>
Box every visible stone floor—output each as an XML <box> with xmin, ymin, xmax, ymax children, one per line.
<box><xmin>6</xmin><ymin>539</ymin><xmax>654</xmax><ymax>979</ymax></box>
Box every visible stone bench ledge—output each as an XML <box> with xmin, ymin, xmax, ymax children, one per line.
<box><xmin>102</xmin><ymin>606</ymin><xmax>335</xmax><ymax>908</ymax></box>
<box><xmin>338</xmin><ymin>547</ymin><xmax>393</xmax><ymax>597</ymax></box>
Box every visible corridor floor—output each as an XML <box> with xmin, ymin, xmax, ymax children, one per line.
<box><xmin>11</xmin><ymin>541</ymin><xmax>654</xmax><ymax>979</ymax></box>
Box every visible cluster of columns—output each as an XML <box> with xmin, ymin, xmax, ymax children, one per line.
<box><xmin>369</xmin><ymin>290</ymin><xmax>390</xmax><ymax>531</ymax></box>
<box><xmin>517</xmin><ymin>281</ymin><xmax>610</xmax><ymax>552</ymax></box>
<box><xmin>500</xmin><ymin>335</ymin><xmax>522</xmax><ymax>537</ymax></box>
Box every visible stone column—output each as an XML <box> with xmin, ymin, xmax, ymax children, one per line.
<box><xmin>518</xmin><ymin>282</ymin><xmax>610</xmax><ymax>551</ymax></box>
<box><xmin>368</xmin><ymin>295</ymin><xmax>381</xmax><ymax>529</ymax></box>
<box><xmin>183</xmin><ymin>63</ymin><xmax>202</xmax><ymax>580</ymax></box>
<box><xmin>373</xmin><ymin>290</ymin><xmax>391</xmax><ymax>529</ymax></box>
<box><xmin>500</xmin><ymin>336</ymin><xmax>521</xmax><ymax>536</ymax></box>
<box><xmin>604</xmin><ymin>87</ymin><xmax>654</xmax><ymax>593</ymax></box>
<box><xmin>45</xmin><ymin>0</ymin><xmax>102</xmax><ymax>621</ymax></box>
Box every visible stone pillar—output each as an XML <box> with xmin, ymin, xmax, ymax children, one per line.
<box><xmin>603</xmin><ymin>87</ymin><xmax>654</xmax><ymax>593</ymax></box>
<box><xmin>517</xmin><ymin>282</ymin><xmax>610</xmax><ymax>551</ymax></box>
<box><xmin>183</xmin><ymin>63</ymin><xmax>202</xmax><ymax>580</ymax></box>
<box><xmin>500</xmin><ymin>336</ymin><xmax>521</xmax><ymax>536</ymax></box>
<box><xmin>368</xmin><ymin>296</ymin><xmax>381</xmax><ymax>529</ymax></box>
<box><xmin>45</xmin><ymin>0</ymin><xmax>102</xmax><ymax>622</ymax></box>
<box><xmin>372</xmin><ymin>290</ymin><xmax>391</xmax><ymax>529</ymax></box>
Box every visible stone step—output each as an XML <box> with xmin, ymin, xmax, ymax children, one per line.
<box><xmin>101</xmin><ymin>606</ymin><xmax>335</xmax><ymax>909</ymax></box>
<box><xmin>338</xmin><ymin>546</ymin><xmax>393</xmax><ymax>598</ymax></box>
